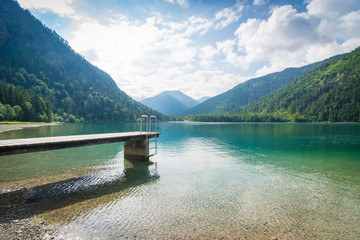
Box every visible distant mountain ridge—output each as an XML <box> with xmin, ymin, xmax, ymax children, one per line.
<box><xmin>182</xmin><ymin>56</ymin><xmax>340</xmax><ymax>116</ymax></box>
<box><xmin>197</xmin><ymin>96</ymin><xmax>210</xmax><ymax>104</ymax></box>
<box><xmin>141</xmin><ymin>90</ymin><xmax>206</xmax><ymax>115</ymax></box>
<box><xmin>0</xmin><ymin>0</ymin><xmax>163</xmax><ymax>122</ymax></box>
<box><xmin>187</xmin><ymin>47</ymin><xmax>360</xmax><ymax>122</ymax></box>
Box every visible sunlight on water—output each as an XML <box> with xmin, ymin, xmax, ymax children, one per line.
<box><xmin>1</xmin><ymin>122</ymin><xmax>359</xmax><ymax>239</ymax></box>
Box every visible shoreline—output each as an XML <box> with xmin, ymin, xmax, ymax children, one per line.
<box><xmin>0</xmin><ymin>122</ymin><xmax>62</xmax><ymax>134</ymax></box>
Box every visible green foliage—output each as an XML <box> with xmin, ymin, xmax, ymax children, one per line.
<box><xmin>0</xmin><ymin>82</ymin><xmax>52</xmax><ymax>122</ymax></box>
<box><xmin>0</xmin><ymin>0</ymin><xmax>165</xmax><ymax>122</ymax></box>
<box><xmin>232</xmin><ymin>47</ymin><xmax>360</xmax><ymax>122</ymax></box>
<box><xmin>185</xmin><ymin>113</ymin><xmax>290</xmax><ymax>123</ymax></box>
<box><xmin>182</xmin><ymin>58</ymin><xmax>335</xmax><ymax>115</ymax></box>
<box><xmin>184</xmin><ymin>47</ymin><xmax>360</xmax><ymax>123</ymax></box>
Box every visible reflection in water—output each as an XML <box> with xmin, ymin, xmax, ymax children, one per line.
<box><xmin>0</xmin><ymin>122</ymin><xmax>142</xmax><ymax>140</ymax></box>
<box><xmin>0</xmin><ymin>158</ymin><xmax>159</xmax><ymax>224</ymax></box>
<box><xmin>0</xmin><ymin>142</ymin><xmax>126</xmax><ymax>189</ymax></box>
<box><xmin>1</xmin><ymin>122</ymin><xmax>360</xmax><ymax>239</ymax></box>
<box><xmin>161</xmin><ymin>123</ymin><xmax>360</xmax><ymax>185</ymax></box>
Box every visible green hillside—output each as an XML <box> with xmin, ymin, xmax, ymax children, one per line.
<box><xmin>0</xmin><ymin>0</ymin><xmax>163</xmax><ymax>122</ymax></box>
<box><xmin>231</xmin><ymin>47</ymin><xmax>360</xmax><ymax>122</ymax></box>
<box><xmin>181</xmin><ymin>59</ymin><xmax>331</xmax><ymax>115</ymax></box>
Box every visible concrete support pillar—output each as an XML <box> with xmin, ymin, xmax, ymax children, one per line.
<box><xmin>124</xmin><ymin>139</ymin><xmax>149</xmax><ymax>161</ymax></box>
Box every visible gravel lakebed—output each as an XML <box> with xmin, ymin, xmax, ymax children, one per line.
<box><xmin>1</xmin><ymin>123</ymin><xmax>72</xmax><ymax>239</ymax></box>
<box><xmin>0</xmin><ymin>186</ymin><xmax>73</xmax><ymax>240</ymax></box>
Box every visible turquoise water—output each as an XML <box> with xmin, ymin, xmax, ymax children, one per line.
<box><xmin>1</xmin><ymin>122</ymin><xmax>360</xmax><ymax>239</ymax></box>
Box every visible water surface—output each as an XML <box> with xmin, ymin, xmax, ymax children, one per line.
<box><xmin>1</xmin><ymin>122</ymin><xmax>359</xmax><ymax>239</ymax></box>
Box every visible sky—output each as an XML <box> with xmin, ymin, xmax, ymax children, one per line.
<box><xmin>17</xmin><ymin>0</ymin><xmax>360</xmax><ymax>101</ymax></box>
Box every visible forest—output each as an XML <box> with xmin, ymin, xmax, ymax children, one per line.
<box><xmin>186</xmin><ymin>47</ymin><xmax>360</xmax><ymax>123</ymax></box>
<box><xmin>1</xmin><ymin>0</ymin><xmax>358</xmax><ymax>123</ymax></box>
<box><xmin>182</xmin><ymin>58</ymin><xmax>335</xmax><ymax>115</ymax></box>
<box><xmin>0</xmin><ymin>80</ymin><xmax>52</xmax><ymax>122</ymax></box>
<box><xmin>232</xmin><ymin>46</ymin><xmax>360</xmax><ymax>122</ymax></box>
<box><xmin>0</xmin><ymin>0</ymin><xmax>163</xmax><ymax>122</ymax></box>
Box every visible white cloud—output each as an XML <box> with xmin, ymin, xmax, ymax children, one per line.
<box><xmin>306</xmin><ymin>0</ymin><xmax>360</xmax><ymax>17</ymax></box>
<box><xmin>66</xmin><ymin>2</ymin><xmax>253</xmax><ymax>99</ymax></box>
<box><xmin>222</xmin><ymin>1</ymin><xmax>360</xmax><ymax>76</ymax></box>
<box><xmin>16</xmin><ymin>1</ymin><xmax>259</xmax><ymax>100</ymax></box>
<box><xmin>17</xmin><ymin>0</ymin><xmax>76</xmax><ymax>17</ymax></box>
<box><xmin>181</xmin><ymin>70</ymin><xmax>247</xmax><ymax>100</ymax></box>
<box><xmin>214</xmin><ymin>3</ymin><xmax>244</xmax><ymax>29</ymax></box>
<box><xmin>199</xmin><ymin>45</ymin><xmax>218</xmax><ymax>69</ymax></box>
<box><xmin>253</xmin><ymin>0</ymin><xmax>267</xmax><ymax>6</ymax></box>
<box><xmin>217</xmin><ymin>40</ymin><xmax>244</xmax><ymax>68</ymax></box>
<box><xmin>67</xmin><ymin>13</ymin><xmax>222</xmax><ymax>100</ymax></box>
<box><xmin>165</xmin><ymin>0</ymin><xmax>189</xmax><ymax>7</ymax></box>
<box><xmin>18</xmin><ymin>0</ymin><xmax>360</xmax><ymax>100</ymax></box>
<box><xmin>307</xmin><ymin>0</ymin><xmax>360</xmax><ymax>40</ymax></box>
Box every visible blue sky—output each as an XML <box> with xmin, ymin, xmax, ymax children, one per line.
<box><xmin>18</xmin><ymin>0</ymin><xmax>360</xmax><ymax>100</ymax></box>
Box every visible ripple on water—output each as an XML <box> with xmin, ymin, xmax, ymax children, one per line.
<box><xmin>2</xmin><ymin>123</ymin><xmax>360</xmax><ymax>239</ymax></box>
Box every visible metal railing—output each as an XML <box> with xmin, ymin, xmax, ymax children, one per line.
<box><xmin>149</xmin><ymin>115</ymin><xmax>157</xmax><ymax>132</ymax></box>
<box><xmin>140</xmin><ymin>115</ymin><xmax>149</xmax><ymax>133</ymax></box>
<box><xmin>140</xmin><ymin>115</ymin><xmax>157</xmax><ymax>157</ymax></box>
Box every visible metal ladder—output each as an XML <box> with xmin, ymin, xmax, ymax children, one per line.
<box><xmin>140</xmin><ymin>115</ymin><xmax>157</xmax><ymax>157</ymax></box>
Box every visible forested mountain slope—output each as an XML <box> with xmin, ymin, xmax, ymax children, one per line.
<box><xmin>0</xmin><ymin>0</ymin><xmax>162</xmax><ymax>122</ymax></box>
<box><xmin>182</xmin><ymin>57</ymin><xmax>338</xmax><ymax>115</ymax></box>
<box><xmin>231</xmin><ymin>47</ymin><xmax>360</xmax><ymax>122</ymax></box>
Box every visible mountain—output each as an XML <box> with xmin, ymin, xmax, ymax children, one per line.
<box><xmin>0</xmin><ymin>0</ymin><xmax>163</xmax><ymax>122</ymax></box>
<box><xmin>141</xmin><ymin>90</ymin><xmax>200</xmax><ymax>115</ymax></box>
<box><xmin>161</xmin><ymin>90</ymin><xmax>199</xmax><ymax>108</ymax></box>
<box><xmin>182</xmin><ymin>57</ymin><xmax>338</xmax><ymax>116</ymax></box>
<box><xmin>197</xmin><ymin>96</ymin><xmax>210</xmax><ymax>104</ymax></box>
<box><xmin>231</xmin><ymin>47</ymin><xmax>360</xmax><ymax>122</ymax></box>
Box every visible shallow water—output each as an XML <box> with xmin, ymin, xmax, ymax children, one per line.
<box><xmin>1</xmin><ymin>122</ymin><xmax>360</xmax><ymax>239</ymax></box>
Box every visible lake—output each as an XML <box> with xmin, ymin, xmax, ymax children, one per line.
<box><xmin>1</xmin><ymin>122</ymin><xmax>359</xmax><ymax>239</ymax></box>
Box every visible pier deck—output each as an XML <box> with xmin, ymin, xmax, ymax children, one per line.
<box><xmin>0</xmin><ymin>132</ymin><xmax>160</xmax><ymax>156</ymax></box>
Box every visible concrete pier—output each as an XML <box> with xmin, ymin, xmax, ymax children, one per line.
<box><xmin>0</xmin><ymin>132</ymin><xmax>160</xmax><ymax>160</ymax></box>
<box><xmin>124</xmin><ymin>138</ymin><xmax>149</xmax><ymax>161</ymax></box>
